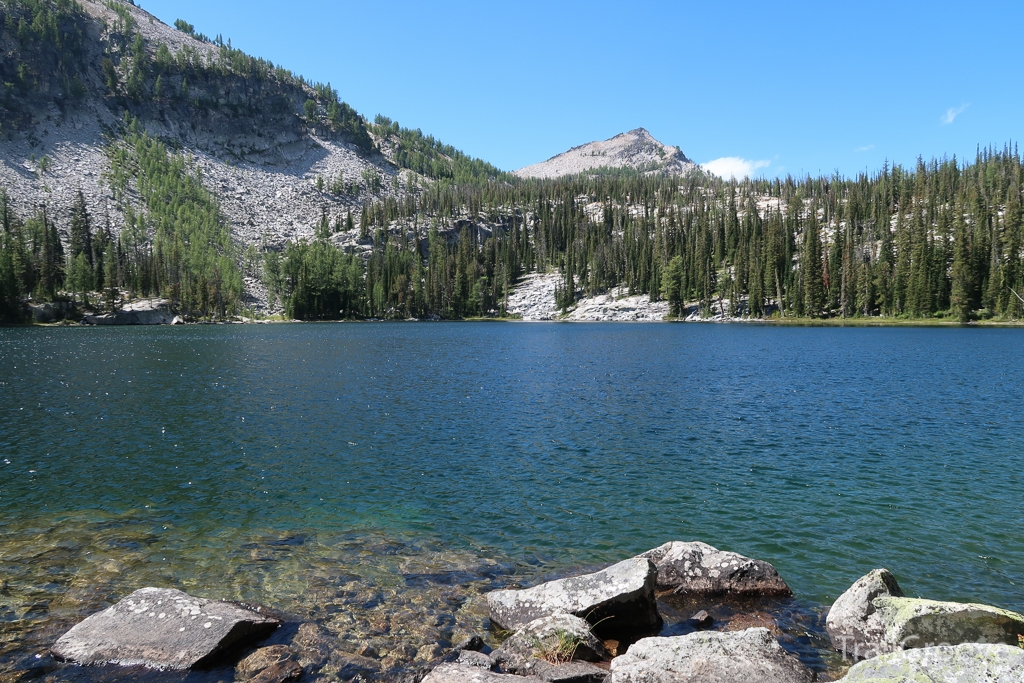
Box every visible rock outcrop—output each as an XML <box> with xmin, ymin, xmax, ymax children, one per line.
<box><xmin>486</xmin><ymin>558</ymin><xmax>661</xmax><ymax>637</ymax></box>
<box><xmin>83</xmin><ymin>299</ymin><xmax>178</xmax><ymax>325</ymax></box>
<box><xmin>839</xmin><ymin>643</ymin><xmax>1024</xmax><ymax>682</ymax></box>
<box><xmin>637</xmin><ymin>541</ymin><xmax>792</xmax><ymax>597</ymax></box>
<box><xmin>826</xmin><ymin>569</ymin><xmax>1024</xmax><ymax>660</ymax></box>
<box><xmin>607</xmin><ymin>628</ymin><xmax>814</xmax><ymax>683</ymax></box>
<box><xmin>51</xmin><ymin>587</ymin><xmax>279</xmax><ymax>669</ymax></box>
<box><xmin>492</xmin><ymin>614</ymin><xmax>605</xmax><ymax>673</ymax></box>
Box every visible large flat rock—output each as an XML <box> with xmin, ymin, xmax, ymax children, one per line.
<box><xmin>486</xmin><ymin>558</ymin><xmax>660</xmax><ymax>636</ymax></box>
<box><xmin>637</xmin><ymin>541</ymin><xmax>791</xmax><ymax>597</ymax></box>
<box><xmin>52</xmin><ymin>587</ymin><xmax>279</xmax><ymax>669</ymax></box>
<box><xmin>839</xmin><ymin>643</ymin><xmax>1024</xmax><ymax>682</ymax></box>
<box><xmin>607</xmin><ymin>628</ymin><xmax>814</xmax><ymax>683</ymax></box>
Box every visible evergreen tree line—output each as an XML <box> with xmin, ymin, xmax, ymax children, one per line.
<box><xmin>266</xmin><ymin>212</ymin><xmax>521</xmax><ymax>320</ymax></box>
<box><xmin>274</xmin><ymin>144</ymin><xmax>1024</xmax><ymax>322</ymax></box>
<box><xmin>106</xmin><ymin>119</ymin><xmax>242</xmax><ymax>317</ymax></box>
<box><xmin>0</xmin><ymin>120</ymin><xmax>243</xmax><ymax>322</ymax></box>
<box><xmin>0</xmin><ymin>188</ymin><xmax>117</xmax><ymax>321</ymax></box>
<box><xmin>369</xmin><ymin>115</ymin><xmax>511</xmax><ymax>186</ymax></box>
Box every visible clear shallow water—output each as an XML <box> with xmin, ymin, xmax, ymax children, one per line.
<box><xmin>2</xmin><ymin>323</ymin><xmax>1023</xmax><ymax>679</ymax></box>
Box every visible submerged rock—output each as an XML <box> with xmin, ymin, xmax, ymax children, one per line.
<box><xmin>493</xmin><ymin>614</ymin><xmax>605</xmax><ymax>673</ymax></box>
<box><xmin>637</xmin><ymin>541</ymin><xmax>791</xmax><ymax>597</ymax></box>
<box><xmin>827</xmin><ymin>569</ymin><xmax>1024</xmax><ymax>659</ymax></box>
<box><xmin>607</xmin><ymin>628</ymin><xmax>814</xmax><ymax>683</ymax></box>
<box><xmin>423</xmin><ymin>663</ymin><xmax>545</xmax><ymax>683</ymax></box>
<box><xmin>839</xmin><ymin>643</ymin><xmax>1024</xmax><ymax>682</ymax></box>
<box><xmin>486</xmin><ymin>558</ymin><xmax>661</xmax><ymax>636</ymax></box>
<box><xmin>826</xmin><ymin>568</ymin><xmax>904</xmax><ymax>659</ymax></box>
<box><xmin>236</xmin><ymin>645</ymin><xmax>303</xmax><ymax>683</ymax></box>
<box><xmin>51</xmin><ymin>587</ymin><xmax>279</xmax><ymax>669</ymax></box>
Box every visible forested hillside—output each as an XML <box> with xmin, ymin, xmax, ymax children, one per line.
<box><xmin>272</xmin><ymin>147</ymin><xmax>1024</xmax><ymax>323</ymax></box>
<box><xmin>1</xmin><ymin>0</ymin><xmax>1021</xmax><ymax>325</ymax></box>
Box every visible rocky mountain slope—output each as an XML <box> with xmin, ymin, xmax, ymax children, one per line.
<box><xmin>514</xmin><ymin>128</ymin><xmax>696</xmax><ymax>179</ymax></box>
<box><xmin>0</xmin><ymin>0</ymin><xmax>407</xmax><ymax>256</ymax></box>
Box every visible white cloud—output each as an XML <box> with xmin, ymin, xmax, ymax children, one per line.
<box><xmin>701</xmin><ymin>157</ymin><xmax>771</xmax><ymax>180</ymax></box>
<box><xmin>941</xmin><ymin>104</ymin><xmax>970</xmax><ymax>125</ymax></box>
<box><xmin>856</xmin><ymin>144</ymin><xmax>875</xmax><ymax>152</ymax></box>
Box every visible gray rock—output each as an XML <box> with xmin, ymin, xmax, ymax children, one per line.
<box><xmin>826</xmin><ymin>568</ymin><xmax>904</xmax><ymax>659</ymax></box>
<box><xmin>827</xmin><ymin>569</ymin><xmax>1024</xmax><ymax>659</ymax></box>
<box><xmin>51</xmin><ymin>587</ymin><xmax>278</xmax><ymax>669</ymax></box>
<box><xmin>607</xmin><ymin>628</ymin><xmax>814</xmax><ymax>683</ymax></box>
<box><xmin>455</xmin><ymin>650</ymin><xmax>496</xmax><ymax>669</ymax></box>
<box><xmin>872</xmin><ymin>596</ymin><xmax>1024</xmax><ymax>652</ymax></box>
<box><xmin>422</xmin><ymin>663</ymin><xmax>546</xmax><ymax>683</ymax></box>
<box><xmin>493</xmin><ymin>614</ymin><xmax>605</xmax><ymax>673</ymax></box>
<box><xmin>487</xmin><ymin>558</ymin><xmax>661</xmax><ymax>636</ymax></box>
<box><xmin>83</xmin><ymin>299</ymin><xmax>177</xmax><ymax>325</ymax></box>
<box><xmin>637</xmin><ymin>541</ymin><xmax>791</xmax><ymax>597</ymax></box>
<box><xmin>839</xmin><ymin>643</ymin><xmax>1024</xmax><ymax>682</ymax></box>
<box><xmin>526</xmin><ymin>660</ymin><xmax>608</xmax><ymax>683</ymax></box>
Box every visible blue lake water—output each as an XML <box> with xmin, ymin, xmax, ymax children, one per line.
<box><xmin>1</xmin><ymin>322</ymin><xmax>1023</xmax><ymax>679</ymax></box>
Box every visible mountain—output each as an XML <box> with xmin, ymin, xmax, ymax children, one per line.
<box><xmin>0</xmin><ymin>0</ymin><xmax>503</xmax><ymax>312</ymax></box>
<box><xmin>514</xmin><ymin>128</ymin><xmax>696</xmax><ymax>179</ymax></box>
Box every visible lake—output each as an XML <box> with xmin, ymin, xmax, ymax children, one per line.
<box><xmin>2</xmin><ymin>322</ymin><xmax>1023</xmax><ymax>680</ymax></box>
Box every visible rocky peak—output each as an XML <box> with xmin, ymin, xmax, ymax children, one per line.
<box><xmin>514</xmin><ymin>128</ymin><xmax>696</xmax><ymax>179</ymax></box>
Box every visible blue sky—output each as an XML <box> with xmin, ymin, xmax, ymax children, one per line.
<box><xmin>138</xmin><ymin>0</ymin><xmax>1022</xmax><ymax>179</ymax></box>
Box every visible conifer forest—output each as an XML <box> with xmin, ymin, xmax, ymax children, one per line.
<box><xmin>1</xmin><ymin>0</ymin><xmax>1022</xmax><ymax>324</ymax></box>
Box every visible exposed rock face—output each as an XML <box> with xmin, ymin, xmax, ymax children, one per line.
<box><xmin>51</xmin><ymin>587</ymin><xmax>279</xmax><ymax>669</ymax></box>
<box><xmin>515</xmin><ymin>129</ymin><xmax>696</xmax><ymax>179</ymax></box>
<box><xmin>422</xmin><ymin>663</ymin><xmax>545</xmax><ymax>683</ymax></box>
<box><xmin>839</xmin><ymin>643</ymin><xmax>1024</xmax><ymax>682</ymax></box>
<box><xmin>486</xmin><ymin>558</ymin><xmax>661</xmax><ymax>636</ymax></box>
<box><xmin>493</xmin><ymin>614</ymin><xmax>605</xmax><ymax>673</ymax></box>
<box><xmin>83</xmin><ymin>299</ymin><xmax>177</xmax><ymax>325</ymax></box>
<box><xmin>637</xmin><ymin>541</ymin><xmax>792</xmax><ymax>597</ymax></box>
<box><xmin>607</xmin><ymin>628</ymin><xmax>814</xmax><ymax>683</ymax></box>
<box><xmin>826</xmin><ymin>569</ymin><xmax>1024</xmax><ymax>660</ymax></box>
<box><xmin>826</xmin><ymin>569</ymin><xmax>904</xmax><ymax>659</ymax></box>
